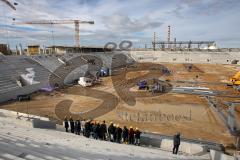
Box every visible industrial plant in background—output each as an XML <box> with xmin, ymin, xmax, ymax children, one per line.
<box><xmin>152</xmin><ymin>25</ymin><xmax>218</xmax><ymax>51</ymax></box>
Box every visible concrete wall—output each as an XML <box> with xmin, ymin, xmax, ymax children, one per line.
<box><xmin>160</xmin><ymin>139</ymin><xmax>203</xmax><ymax>154</ymax></box>
<box><xmin>141</xmin><ymin>132</ymin><xmax>224</xmax><ymax>155</ymax></box>
<box><xmin>210</xmin><ymin>150</ymin><xmax>234</xmax><ymax>160</ymax></box>
<box><xmin>32</xmin><ymin>118</ymin><xmax>56</xmax><ymax>129</ymax></box>
<box><xmin>141</xmin><ymin>136</ymin><xmax>204</xmax><ymax>154</ymax></box>
<box><xmin>0</xmin><ymin>109</ymin><xmax>56</xmax><ymax>129</ymax></box>
<box><xmin>130</xmin><ymin>51</ymin><xmax>240</xmax><ymax>65</ymax></box>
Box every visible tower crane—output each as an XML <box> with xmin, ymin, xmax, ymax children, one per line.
<box><xmin>0</xmin><ymin>0</ymin><xmax>17</xmax><ymax>10</ymax></box>
<box><xmin>16</xmin><ymin>20</ymin><xmax>94</xmax><ymax>47</ymax></box>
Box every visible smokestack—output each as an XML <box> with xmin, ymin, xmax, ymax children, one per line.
<box><xmin>153</xmin><ymin>32</ymin><xmax>156</xmax><ymax>51</ymax></box>
<box><xmin>174</xmin><ymin>38</ymin><xmax>176</xmax><ymax>49</ymax></box>
<box><xmin>168</xmin><ymin>26</ymin><xmax>171</xmax><ymax>48</ymax></box>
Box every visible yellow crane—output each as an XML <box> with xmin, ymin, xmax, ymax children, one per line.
<box><xmin>16</xmin><ymin>20</ymin><xmax>94</xmax><ymax>47</ymax></box>
<box><xmin>229</xmin><ymin>71</ymin><xmax>240</xmax><ymax>86</ymax></box>
<box><xmin>0</xmin><ymin>0</ymin><xmax>17</xmax><ymax>10</ymax></box>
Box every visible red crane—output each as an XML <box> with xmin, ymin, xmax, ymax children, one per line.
<box><xmin>16</xmin><ymin>20</ymin><xmax>94</xmax><ymax>47</ymax></box>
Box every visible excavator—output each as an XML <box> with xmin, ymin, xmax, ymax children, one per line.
<box><xmin>227</xmin><ymin>71</ymin><xmax>240</xmax><ymax>91</ymax></box>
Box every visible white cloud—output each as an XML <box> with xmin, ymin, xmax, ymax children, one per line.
<box><xmin>104</xmin><ymin>14</ymin><xmax>162</xmax><ymax>33</ymax></box>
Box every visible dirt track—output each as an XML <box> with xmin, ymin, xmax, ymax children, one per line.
<box><xmin>1</xmin><ymin>62</ymin><xmax>239</xmax><ymax>146</ymax></box>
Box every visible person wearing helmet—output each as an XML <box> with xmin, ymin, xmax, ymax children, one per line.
<box><xmin>113</xmin><ymin>124</ymin><xmax>117</xmax><ymax>142</ymax></box>
<box><xmin>92</xmin><ymin>121</ymin><xmax>99</xmax><ymax>139</ymax></box>
<box><xmin>81</xmin><ymin>119</ymin><xmax>86</xmax><ymax>135</ymax></box>
<box><xmin>75</xmin><ymin>119</ymin><xmax>81</xmax><ymax>135</ymax></box>
<box><xmin>173</xmin><ymin>132</ymin><xmax>181</xmax><ymax>154</ymax></box>
<box><xmin>64</xmin><ymin>116</ymin><xmax>69</xmax><ymax>132</ymax></box>
<box><xmin>129</xmin><ymin>126</ymin><xmax>135</xmax><ymax>145</ymax></box>
<box><xmin>115</xmin><ymin>124</ymin><xmax>123</xmax><ymax>143</ymax></box>
<box><xmin>108</xmin><ymin>122</ymin><xmax>115</xmax><ymax>142</ymax></box>
<box><xmin>100</xmin><ymin>120</ymin><xmax>107</xmax><ymax>140</ymax></box>
<box><xmin>90</xmin><ymin>120</ymin><xmax>96</xmax><ymax>138</ymax></box>
<box><xmin>69</xmin><ymin>116</ymin><xmax>75</xmax><ymax>133</ymax></box>
<box><xmin>84</xmin><ymin>120</ymin><xmax>91</xmax><ymax>138</ymax></box>
<box><xmin>134</xmin><ymin>127</ymin><xmax>141</xmax><ymax>146</ymax></box>
<box><xmin>122</xmin><ymin>126</ymin><xmax>129</xmax><ymax>144</ymax></box>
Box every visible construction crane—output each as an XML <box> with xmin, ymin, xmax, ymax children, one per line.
<box><xmin>226</xmin><ymin>71</ymin><xmax>240</xmax><ymax>91</ymax></box>
<box><xmin>16</xmin><ymin>20</ymin><xmax>94</xmax><ymax>47</ymax></box>
<box><xmin>0</xmin><ymin>0</ymin><xmax>17</xmax><ymax>10</ymax></box>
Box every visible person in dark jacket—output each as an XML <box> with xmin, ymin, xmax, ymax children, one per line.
<box><xmin>108</xmin><ymin>122</ymin><xmax>115</xmax><ymax>142</ymax></box>
<box><xmin>122</xmin><ymin>126</ymin><xmax>129</xmax><ymax>144</ymax></box>
<box><xmin>173</xmin><ymin>132</ymin><xmax>181</xmax><ymax>154</ymax></box>
<box><xmin>90</xmin><ymin>121</ymin><xmax>94</xmax><ymax>138</ymax></box>
<box><xmin>96</xmin><ymin>122</ymin><xmax>101</xmax><ymax>139</ymax></box>
<box><xmin>75</xmin><ymin>119</ymin><xmax>81</xmax><ymax>135</ymax></box>
<box><xmin>64</xmin><ymin>116</ymin><xmax>69</xmax><ymax>132</ymax></box>
<box><xmin>100</xmin><ymin>121</ymin><xmax>107</xmax><ymax>140</ymax></box>
<box><xmin>134</xmin><ymin>128</ymin><xmax>141</xmax><ymax>146</ymax></box>
<box><xmin>92</xmin><ymin>121</ymin><xmax>98</xmax><ymax>139</ymax></box>
<box><xmin>84</xmin><ymin>120</ymin><xmax>91</xmax><ymax>138</ymax></box>
<box><xmin>129</xmin><ymin>126</ymin><xmax>135</xmax><ymax>145</ymax></box>
<box><xmin>69</xmin><ymin>116</ymin><xmax>75</xmax><ymax>133</ymax></box>
<box><xmin>81</xmin><ymin>119</ymin><xmax>86</xmax><ymax>135</ymax></box>
<box><xmin>115</xmin><ymin>125</ymin><xmax>122</xmax><ymax>143</ymax></box>
<box><xmin>113</xmin><ymin>124</ymin><xmax>117</xmax><ymax>142</ymax></box>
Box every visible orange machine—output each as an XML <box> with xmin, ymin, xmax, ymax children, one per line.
<box><xmin>230</xmin><ymin>71</ymin><xmax>240</xmax><ymax>85</ymax></box>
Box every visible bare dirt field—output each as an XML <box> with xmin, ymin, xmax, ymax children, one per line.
<box><xmin>1</xmin><ymin>62</ymin><xmax>240</xmax><ymax>146</ymax></box>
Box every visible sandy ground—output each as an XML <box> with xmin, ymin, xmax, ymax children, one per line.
<box><xmin>1</xmin><ymin>63</ymin><xmax>239</xmax><ymax>147</ymax></box>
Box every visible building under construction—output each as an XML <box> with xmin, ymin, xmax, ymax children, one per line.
<box><xmin>0</xmin><ymin>1</ymin><xmax>240</xmax><ymax>159</ymax></box>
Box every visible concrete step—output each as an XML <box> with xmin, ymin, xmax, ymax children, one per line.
<box><xmin>0</xmin><ymin>133</ymin><xmax>95</xmax><ymax>160</ymax></box>
<box><xmin>0</xmin><ymin>145</ymin><xmax>28</xmax><ymax>160</ymax></box>
<box><xmin>0</xmin><ymin>142</ymin><xmax>47</xmax><ymax>160</ymax></box>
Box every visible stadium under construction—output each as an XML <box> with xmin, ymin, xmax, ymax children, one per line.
<box><xmin>0</xmin><ymin>0</ymin><xmax>240</xmax><ymax>159</ymax></box>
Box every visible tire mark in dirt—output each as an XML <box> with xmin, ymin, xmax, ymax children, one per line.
<box><xmin>54</xmin><ymin>87</ymin><xmax>119</xmax><ymax>120</ymax></box>
<box><xmin>111</xmin><ymin>54</ymin><xmax>173</xmax><ymax>106</ymax></box>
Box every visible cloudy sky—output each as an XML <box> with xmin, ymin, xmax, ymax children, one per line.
<box><xmin>0</xmin><ymin>0</ymin><xmax>240</xmax><ymax>48</ymax></box>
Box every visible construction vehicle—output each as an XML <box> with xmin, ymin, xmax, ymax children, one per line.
<box><xmin>78</xmin><ymin>77</ymin><xmax>93</xmax><ymax>87</ymax></box>
<box><xmin>78</xmin><ymin>76</ymin><xmax>101</xmax><ymax>87</ymax></box>
<box><xmin>17</xmin><ymin>95</ymin><xmax>31</xmax><ymax>101</ymax></box>
<box><xmin>230</xmin><ymin>71</ymin><xmax>240</xmax><ymax>85</ymax></box>
<box><xmin>227</xmin><ymin>71</ymin><xmax>240</xmax><ymax>91</ymax></box>
<box><xmin>137</xmin><ymin>80</ymin><xmax>149</xmax><ymax>90</ymax></box>
<box><xmin>100</xmin><ymin>67</ymin><xmax>110</xmax><ymax>77</ymax></box>
<box><xmin>151</xmin><ymin>80</ymin><xmax>169</xmax><ymax>94</ymax></box>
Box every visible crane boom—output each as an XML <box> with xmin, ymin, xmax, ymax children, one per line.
<box><xmin>17</xmin><ymin>20</ymin><xmax>94</xmax><ymax>25</ymax></box>
<box><xmin>16</xmin><ymin>20</ymin><xmax>94</xmax><ymax>47</ymax></box>
<box><xmin>0</xmin><ymin>0</ymin><xmax>16</xmax><ymax>10</ymax></box>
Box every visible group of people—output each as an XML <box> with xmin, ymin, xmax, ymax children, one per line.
<box><xmin>64</xmin><ymin>116</ymin><xmax>181</xmax><ymax>154</ymax></box>
<box><xmin>64</xmin><ymin>116</ymin><xmax>142</xmax><ymax>146</ymax></box>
